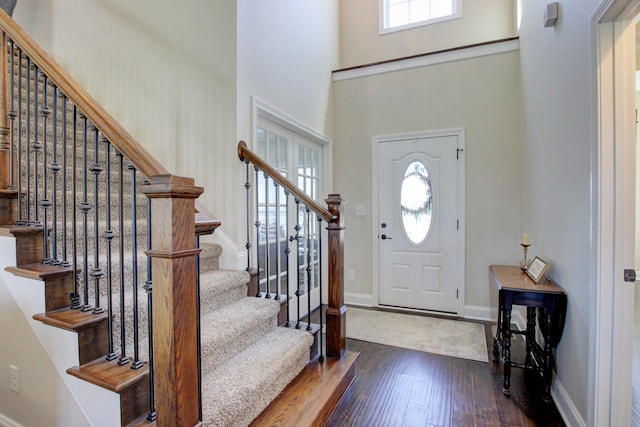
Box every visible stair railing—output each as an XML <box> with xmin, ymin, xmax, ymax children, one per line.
<box><xmin>0</xmin><ymin>9</ymin><xmax>206</xmax><ymax>426</ymax></box>
<box><xmin>238</xmin><ymin>141</ymin><xmax>346</xmax><ymax>360</ymax></box>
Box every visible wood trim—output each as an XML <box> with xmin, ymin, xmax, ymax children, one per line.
<box><xmin>0</xmin><ymin>9</ymin><xmax>168</xmax><ymax>179</ymax></box>
<box><xmin>237</xmin><ymin>141</ymin><xmax>336</xmax><ymax>223</ymax></box>
<box><xmin>333</xmin><ymin>37</ymin><xmax>519</xmax><ymax>73</ymax></box>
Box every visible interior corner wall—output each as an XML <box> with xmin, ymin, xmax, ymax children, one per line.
<box><xmin>333</xmin><ymin>50</ymin><xmax>523</xmax><ymax>311</ymax></box>
<box><xmin>13</xmin><ymin>0</ymin><xmax>239</xmax><ymax>240</ymax></box>
<box><xmin>0</xmin><ymin>273</ymin><xmax>90</xmax><ymax>427</ymax></box>
<box><xmin>339</xmin><ymin>0</ymin><xmax>517</xmax><ymax>69</ymax></box>
<box><xmin>518</xmin><ymin>0</ymin><xmax>602</xmax><ymax>421</ymax></box>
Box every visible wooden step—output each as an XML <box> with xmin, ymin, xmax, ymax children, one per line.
<box><xmin>6</xmin><ymin>262</ymin><xmax>76</xmax><ymax>312</ymax></box>
<box><xmin>67</xmin><ymin>358</ymin><xmax>151</xmax><ymax>426</ymax></box>
<box><xmin>250</xmin><ymin>350</ymin><xmax>359</xmax><ymax>426</ymax></box>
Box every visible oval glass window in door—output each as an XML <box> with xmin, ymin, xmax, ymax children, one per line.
<box><xmin>400</xmin><ymin>161</ymin><xmax>433</xmax><ymax>244</ymax></box>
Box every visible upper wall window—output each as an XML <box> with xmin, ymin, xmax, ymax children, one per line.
<box><xmin>380</xmin><ymin>0</ymin><xmax>461</xmax><ymax>34</ymax></box>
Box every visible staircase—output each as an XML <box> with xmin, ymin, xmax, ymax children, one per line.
<box><xmin>0</xmin><ymin>7</ymin><xmax>355</xmax><ymax>427</ymax></box>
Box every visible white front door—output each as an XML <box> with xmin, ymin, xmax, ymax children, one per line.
<box><xmin>377</xmin><ymin>133</ymin><xmax>462</xmax><ymax>313</ymax></box>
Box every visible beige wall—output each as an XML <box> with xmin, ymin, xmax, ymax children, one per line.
<box><xmin>333</xmin><ymin>50</ymin><xmax>523</xmax><ymax>309</ymax></box>
<box><xmin>339</xmin><ymin>0</ymin><xmax>516</xmax><ymax>69</ymax></box>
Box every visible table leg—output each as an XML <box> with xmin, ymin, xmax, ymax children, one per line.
<box><xmin>526</xmin><ymin>307</ymin><xmax>536</xmax><ymax>366</ymax></box>
<box><xmin>543</xmin><ymin>310</ymin><xmax>553</xmax><ymax>403</ymax></box>
<box><xmin>493</xmin><ymin>304</ymin><xmax>502</xmax><ymax>361</ymax></box>
<box><xmin>503</xmin><ymin>308</ymin><xmax>511</xmax><ymax>396</ymax></box>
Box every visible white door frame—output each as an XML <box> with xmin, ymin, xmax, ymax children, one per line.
<box><xmin>371</xmin><ymin>128</ymin><xmax>465</xmax><ymax>315</ymax></box>
<box><xmin>591</xmin><ymin>2</ymin><xmax>638</xmax><ymax>426</ymax></box>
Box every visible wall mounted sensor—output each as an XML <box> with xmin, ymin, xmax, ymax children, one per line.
<box><xmin>544</xmin><ymin>2</ymin><xmax>558</xmax><ymax>27</ymax></box>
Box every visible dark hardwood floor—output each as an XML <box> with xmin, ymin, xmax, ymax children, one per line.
<box><xmin>324</xmin><ymin>316</ymin><xmax>565</xmax><ymax>427</ymax></box>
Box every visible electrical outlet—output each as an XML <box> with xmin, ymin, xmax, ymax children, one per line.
<box><xmin>9</xmin><ymin>365</ymin><xmax>19</xmax><ymax>393</ymax></box>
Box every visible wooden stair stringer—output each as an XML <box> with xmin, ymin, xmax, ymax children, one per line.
<box><xmin>250</xmin><ymin>350</ymin><xmax>359</xmax><ymax>427</ymax></box>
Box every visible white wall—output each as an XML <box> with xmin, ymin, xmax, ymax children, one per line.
<box><xmin>13</xmin><ymin>0</ymin><xmax>239</xmax><ymax>241</ymax></box>
<box><xmin>518</xmin><ymin>0</ymin><xmax>600</xmax><ymax>422</ymax></box>
<box><xmin>339</xmin><ymin>0</ymin><xmax>516</xmax><ymax>68</ymax></box>
<box><xmin>333</xmin><ymin>50</ymin><xmax>523</xmax><ymax>310</ymax></box>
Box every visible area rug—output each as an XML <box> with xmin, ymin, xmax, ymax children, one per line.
<box><xmin>346</xmin><ymin>307</ymin><xmax>489</xmax><ymax>362</ymax></box>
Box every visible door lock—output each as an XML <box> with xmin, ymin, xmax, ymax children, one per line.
<box><xmin>624</xmin><ymin>269</ymin><xmax>638</xmax><ymax>282</ymax></box>
<box><xmin>380</xmin><ymin>234</ymin><xmax>392</xmax><ymax>240</ymax></box>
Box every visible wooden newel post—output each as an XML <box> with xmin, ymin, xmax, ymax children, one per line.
<box><xmin>0</xmin><ymin>29</ymin><xmax>18</xmax><ymax>225</ymax></box>
<box><xmin>325</xmin><ymin>194</ymin><xmax>346</xmax><ymax>359</ymax></box>
<box><xmin>142</xmin><ymin>174</ymin><xmax>203</xmax><ymax>427</ymax></box>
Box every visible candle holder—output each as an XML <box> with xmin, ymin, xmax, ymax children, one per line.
<box><xmin>520</xmin><ymin>243</ymin><xmax>531</xmax><ymax>271</ymax></box>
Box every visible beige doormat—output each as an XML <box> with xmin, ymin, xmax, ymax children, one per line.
<box><xmin>346</xmin><ymin>307</ymin><xmax>489</xmax><ymax>363</ymax></box>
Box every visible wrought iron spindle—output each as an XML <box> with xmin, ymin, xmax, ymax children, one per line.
<box><xmin>79</xmin><ymin>115</ymin><xmax>92</xmax><ymax>312</ymax></box>
<box><xmin>244</xmin><ymin>160</ymin><xmax>252</xmax><ymax>272</ymax></box>
<box><xmin>70</xmin><ymin>106</ymin><xmax>80</xmax><ymax>309</ymax></box>
<box><xmin>264</xmin><ymin>173</ymin><xmax>270</xmax><ymax>299</ymax></box>
<box><xmin>254</xmin><ymin>165</ymin><xmax>261</xmax><ymax>297</ymax></box>
<box><xmin>274</xmin><ymin>182</ymin><xmax>281</xmax><ymax>301</ymax></box>
<box><xmin>90</xmin><ymin>126</ymin><xmax>104</xmax><ymax>315</ymax></box>
<box><xmin>15</xmin><ymin>49</ymin><xmax>23</xmax><ymax>224</ymax></box>
<box><xmin>50</xmin><ymin>85</ymin><xmax>60</xmax><ymax>265</ymax></box>
<box><xmin>294</xmin><ymin>198</ymin><xmax>302</xmax><ymax>329</ymax></box>
<box><xmin>144</xmin><ymin>193</ymin><xmax>157</xmax><ymax>422</ymax></box>
<box><xmin>24</xmin><ymin>57</ymin><xmax>31</xmax><ymax>224</ymax></box>
<box><xmin>61</xmin><ymin>95</ymin><xmax>70</xmax><ymax>267</ymax></box>
<box><xmin>129</xmin><ymin>162</ymin><xmax>143</xmax><ymax>370</ymax></box>
<box><xmin>195</xmin><ymin>235</ymin><xmax>202</xmax><ymax>421</ymax></box>
<box><xmin>116</xmin><ymin>149</ymin><xmax>129</xmax><ymax>366</ymax></box>
<box><xmin>317</xmin><ymin>214</ymin><xmax>324</xmax><ymax>363</ymax></box>
<box><xmin>306</xmin><ymin>207</ymin><xmax>312</xmax><ymax>331</ymax></box>
<box><xmin>7</xmin><ymin>40</ymin><xmax>16</xmax><ymax>191</ymax></box>
<box><xmin>103</xmin><ymin>139</ymin><xmax>117</xmax><ymax>361</ymax></box>
<box><xmin>70</xmin><ymin>105</ymin><xmax>81</xmax><ymax>309</ymax></box>
<box><xmin>40</xmin><ymin>74</ymin><xmax>51</xmax><ymax>264</ymax></box>
<box><xmin>31</xmin><ymin>65</ymin><xmax>41</xmax><ymax>227</ymax></box>
<box><xmin>284</xmin><ymin>189</ymin><xmax>292</xmax><ymax>327</ymax></box>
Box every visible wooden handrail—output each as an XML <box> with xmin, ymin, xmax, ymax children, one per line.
<box><xmin>0</xmin><ymin>8</ymin><xmax>168</xmax><ymax>179</ymax></box>
<box><xmin>237</xmin><ymin>141</ymin><xmax>337</xmax><ymax>224</ymax></box>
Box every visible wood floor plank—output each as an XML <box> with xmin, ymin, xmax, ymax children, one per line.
<box><xmin>324</xmin><ymin>314</ymin><xmax>566</xmax><ymax>427</ymax></box>
<box><xmin>377</xmin><ymin>373</ymin><xmax>415</xmax><ymax>426</ymax></box>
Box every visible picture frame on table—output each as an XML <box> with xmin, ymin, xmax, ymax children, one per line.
<box><xmin>526</xmin><ymin>256</ymin><xmax>549</xmax><ymax>284</ymax></box>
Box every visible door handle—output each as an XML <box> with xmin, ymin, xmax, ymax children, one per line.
<box><xmin>380</xmin><ymin>234</ymin><xmax>392</xmax><ymax>240</ymax></box>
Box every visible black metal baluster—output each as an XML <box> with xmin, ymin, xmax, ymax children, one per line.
<box><xmin>284</xmin><ymin>189</ymin><xmax>291</xmax><ymax>328</ymax></box>
<box><xmin>40</xmin><ymin>74</ymin><xmax>51</xmax><ymax>264</ymax></box>
<box><xmin>24</xmin><ymin>57</ymin><xmax>31</xmax><ymax>224</ymax></box>
<box><xmin>244</xmin><ymin>160</ymin><xmax>252</xmax><ymax>272</ymax></box>
<box><xmin>61</xmin><ymin>95</ymin><xmax>70</xmax><ymax>268</ymax></box>
<box><xmin>254</xmin><ymin>166</ymin><xmax>261</xmax><ymax>297</ymax></box>
<box><xmin>7</xmin><ymin>40</ymin><xmax>16</xmax><ymax>192</ymax></box>
<box><xmin>294</xmin><ymin>198</ymin><xmax>302</xmax><ymax>329</ymax></box>
<box><xmin>264</xmin><ymin>174</ymin><xmax>270</xmax><ymax>299</ymax></box>
<box><xmin>195</xmin><ymin>235</ymin><xmax>202</xmax><ymax>422</ymax></box>
<box><xmin>317</xmin><ymin>215</ymin><xmax>324</xmax><ymax>363</ymax></box>
<box><xmin>129</xmin><ymin>163</ymin><xmax>143</xmax><ymax>370</ymax></box>
<box><xmin>15</xmin><ymin>49</ymin><xmax>23</xmax><ymax>224</ymax></box>
<box><xmin>31</xmin><ymin>65</ymin><xmax>41</xmax><ymax>228</ymax></box>
<box><xmin>306</xmin><ymin>207</ymin><xmax>312</xmax><ymax>331</ymax></box>
<box><xmin>79</xmin><ymin>115</ymin><xmax>92</xmax><ymax>312</ymax></box>
<box><xmin>116</xmin><ymin>149</ymin><xmax>129</xmax><ymax>366</ymax></box>
<box><xmin>274</xmin><ymin>182</ymin><xmax>281</xmax><ymax>301</ymax></box>
<box><xmin>103</xmin><ymin>139</ymin><xmax>116</xmax><ymax>361</ymax></box>
<box><xmin>50</xmin><ymin>84</ymin><xmax>60</xmax><ymax>265</ymax></box>
<box><xmin>90</xmin><ymin>126</ymin><xmax>103</xmax><ymax>315</ymax></box>
<box><xmin>70</xmin><ymin>106</ymin><xmax>80</xmax><ymax>309</ymax></box>
<box><xmin>144</xmin><ymin>192</ymin><xmax>157</xmax><ymax>422</ymax></box>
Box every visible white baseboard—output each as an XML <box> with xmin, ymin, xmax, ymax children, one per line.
<box><xmin>0</xmin><ymin>413</ymin><xmax>23</xmax><ymax>427</ymax></box>
<box><xmin>344</xmin><ymin>292</ymin><xmax>375</xmax><ymax>307</ymax></box>
<box><xmin>552</xmin><ymin>376</ymin><xmax>586</xmax><ymax>427</ymax></box>
<box><xmin>463</xmin><ymin>304</ymin><xmax>493</xmax><ymax>322</ymax></box>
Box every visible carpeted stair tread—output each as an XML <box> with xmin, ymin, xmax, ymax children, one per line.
<box><xmin>199</xmin><ymin>268</ymin><xmax>248</xmax><ymax>313</ymax></box>
<box><xmin>200</xmin><ymin>297</ymin><xmax>280</xmax><ymax>373</ymax></box>
<box><xmin>201</xmin><ymin>326</ymin><xmax>314</xmax><ymax>427</ymax></box>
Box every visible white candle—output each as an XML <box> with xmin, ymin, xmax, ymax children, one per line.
<box><xmin>523</xmin><ymin>233</ymin><xmax>528</xmax><ymax>245</ymax></box>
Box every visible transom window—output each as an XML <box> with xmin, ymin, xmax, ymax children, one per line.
<box><xmin>381</xmin><ymin>0</ymin><xmax>460</xmax><ymax>33</ymax></box>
